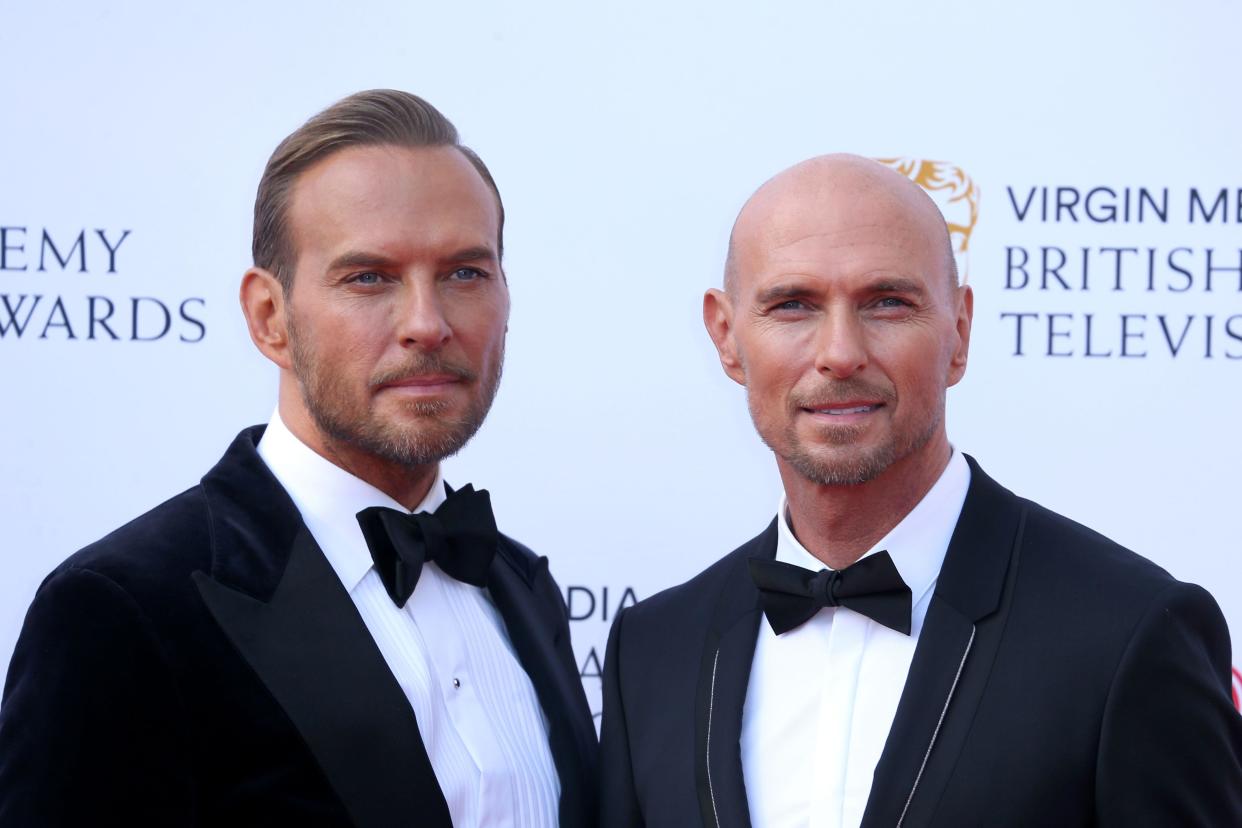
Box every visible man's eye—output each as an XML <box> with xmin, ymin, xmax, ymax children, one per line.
<box><xmin>876</xmin><ymin>297</ymin><xmax>911</xmax><ymax>308</ymax></box>
<box><xmin>774</xmin><ymin>300</ymin><xmax>805</xmax><ymax>311</ymax></box>
<box><xmin>350</xmin><ymin>271</ymin><xmax>383</xmax><ymax>285</ymax></box>
<box><xmin>450</xmin><ymin>267</ymin><xmax>486</xmax><ymax>281</ymax></box>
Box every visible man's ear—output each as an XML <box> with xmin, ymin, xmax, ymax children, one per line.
<box><xmin>240</xmin><ymin>267</ymin><xmax>293</xmax><ymax>370</ymax></box>
<box><xmin>703</xmin><ymin>288</ymin><xmax>746</xmax><ymax>386</ymax></box>
<box><xmin>946</xmin><ymin>284</ymin><xmax>973</xmax><ymax>387</ymax></box>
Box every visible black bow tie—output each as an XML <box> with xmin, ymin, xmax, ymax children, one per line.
<box><xmin>749</xmin><ymin>551</ymin><xmax>912</xmax><ymax>636</ymax></box>
<box><xmin>356</xmin><ymin>483</ymin><xmax>498</xmax><ymax>608</ymax></box>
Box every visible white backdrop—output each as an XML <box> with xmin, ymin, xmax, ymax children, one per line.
<box><xmin>3</xmin><ymin>1</ymin><xmax>1240</xmax><ymax>721</ymax></box>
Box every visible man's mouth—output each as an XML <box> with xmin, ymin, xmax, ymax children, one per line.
<box><xmin>804</xmin><ymin>403</ymin><xmax>884</xmax><ymax>415</ymax></box>
<box><xmin>381</xmin><ymin>374</ymin><xmax>463</xmax><ymax>388</ymax></box>
<box><xmin>371</xmin><ymin>354</ymin><xmax>478</xmax><ymax>391</ymax></box>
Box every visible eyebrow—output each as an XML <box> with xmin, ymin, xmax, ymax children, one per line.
<box><xmin>327</xmin><ymin>251</ymin><xmax>399</xmax><ymax>273</ymax></box>
<box><xmin>868</xmin><ymin>277</ymin><xmax>927</xmax><ymax>297</ymax></box>
<box><xmin>754</xmin><ymin>284</ymin><xmax>811</xmax><ymax>306</ymax></box>
<box><xmin>445</xmin><ymin>246</ymin><xmax>499</xmax><ymax>264</ymax></box>
<box><xmin>753</xmin><ymin>276</ymin><xmax>928</xmax><ymax>306</ymax></box>
<box><xmin>326</xmin><ymin>246</ymin><xmax>499</xmax><ymax>273</ymax></box>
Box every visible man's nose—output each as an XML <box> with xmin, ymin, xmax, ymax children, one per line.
<box><xmin>395</xmin><ymin>281</ymin><xmax>452</xmax><ymax>349</ymax></box>
<box><xmin>813</xmin><ymin>308</ymin><xmax>868</xmax><ymax>378</ymax></box>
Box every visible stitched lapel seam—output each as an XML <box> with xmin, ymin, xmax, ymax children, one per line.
<box><xmin>706</xmin><ymin>646</ymin><xmax>723</xmax><ymax>828</ymax></box>
<box><xmin>885</xmin><ymin>500</ymin><xmax>1030</xmax><ymax>826</ymax></box>
<box><xmin>897</xmin><ymin>624</ymin><xmax>976</xmax><ymax>828</ymax></box>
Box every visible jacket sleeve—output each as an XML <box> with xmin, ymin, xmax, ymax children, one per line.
<box><xmin>600</xmin><ymin>606</ymin><xmax>645</xmax><ymax>828</ymax></box>
<box><xmin>0</xmin><ymin>565</ymin><xmax>194</xmax><ymax>826</ymax></box>
<box><xmin>1095</xmin><ymin>580</ymin><xmax>1242</xmax><ymax>825</ymax></box>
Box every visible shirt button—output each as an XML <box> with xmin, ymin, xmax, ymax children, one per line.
<box><xmin>452</xmin><ymin>678</ymin><xmax>461</xmax><ymax>689</ymax></box>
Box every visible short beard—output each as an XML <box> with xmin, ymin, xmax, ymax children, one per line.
<box><xmin>288</xmin><ymin>315</ymin><xmax>503</xmax><ymax>469</ymax></box>
<box><xmin>751</xmin><ymin>378</ymin><xmax>940</xmax><ymax>486</ymax></box>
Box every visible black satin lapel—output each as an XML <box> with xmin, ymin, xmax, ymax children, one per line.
<box><xmin>860</xmin><ymin>598</ymin><xmax>976</xmax><ymax>827</ymax></box>
<box><xmin>694</xmin><ymin>523</ymin><xmax>775</xmax><ymax>828</ymax></box>
<box><xmin>698</xmin><ymin>608</ymin><xmax>763</xmax><ymax>828</ymax></box>
<box><xmin>194</xmin><ymin>529</ymin><xmax>451</xmax><ymax>828</ymax></box>
<box><xmin>862</xmin><ymin>457</ymin><xmax>1028</xmax><ymax>827</ymax></box>
<box><xmin>488</xmin><ymin>554</ymin><xmax>597</xmax><ymax>828</ymax></box>
<box><xmin>886</xmin><ymin>504</ymin><xmax>1027</xmax><ymax>826</ymax></box>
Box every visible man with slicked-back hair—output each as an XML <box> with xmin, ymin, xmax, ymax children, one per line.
<box><xmin>0</xmin><ymin>90</ymin><xmax>597</xmax><ymax>828</ymax></box>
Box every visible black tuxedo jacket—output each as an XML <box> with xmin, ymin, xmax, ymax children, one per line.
<box><xmin>0</xmin><ymin>427</ymin><xmax>598</xmax><ymax>828</ymax></box>
<box><xmin>600</xmin><ymin>457</ymin><xmax>1242</xmax><ymax>827</ymax></box>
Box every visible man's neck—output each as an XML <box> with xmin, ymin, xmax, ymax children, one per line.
<box><xmin>278</xmin><ymin>402</ymin><xmax>438</xmax><ymax>511</ymax></box>
<box><xmin>779</xmin><ymin>438</ymin><xmax>952</xmax><ymax>570</ymax></box>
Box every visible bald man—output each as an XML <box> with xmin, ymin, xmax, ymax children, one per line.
<box><xmin>599</xmin><ymin>155</ymin><xmax>1242</xmax><ymax>828</ymax></box>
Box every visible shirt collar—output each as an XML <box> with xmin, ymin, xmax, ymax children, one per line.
<box><xmin>256</xmin><ymin>409</ymin><xmax>447</xmax><ymax>591</ymax></box>
<box><xmin>776</xmin><ymin>449</ymin><xmax>971</xmax><ymax>611</ymax></box>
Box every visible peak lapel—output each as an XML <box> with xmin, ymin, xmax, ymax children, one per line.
<box><xmin>195</xmin><ymin>529</ymin><xmax>451</xmax><ymax>828</ymax></box>
<box><xmin>694</xmin><ymin>521</ymin><xmax>776</xmax><ymax>828</ymax></box>
<box><xmin>487</xmin><ymin>545</ymin><xmax>599</xmax><ymax>828</ymax></box>
<box><xmin>193</xmin><ymin>428</ymin><xmax>451</xmax><ymax>828</ymax></box>
<box><xmin>862</xmin><ymin>457</ymin><xmax>1026</xmax><ymax>827</ymax></box>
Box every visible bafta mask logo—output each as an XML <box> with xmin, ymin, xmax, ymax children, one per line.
<box><xmin>876</xmin><ymin>158</ymin><xmax>980</xmax><ymax>283</ymax></box>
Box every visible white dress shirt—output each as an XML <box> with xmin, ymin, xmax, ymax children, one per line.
<box><xmin>740</xmin><ymin>451</ymin><xmax>971</xmax><ymax>828</ymax></box>
<box><xmin>257</xmin><ymin>412</ymin><xmax>560</xmax><ymax>828</ymax></box>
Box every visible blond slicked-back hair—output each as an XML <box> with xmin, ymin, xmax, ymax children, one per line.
<box><xmin>252</xmin><ymin>89</ymin><xmax>504</xmax><ymax>289</ymax></box>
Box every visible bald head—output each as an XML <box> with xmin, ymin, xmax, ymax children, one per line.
<box><xmin>703</xmin><ymin>152</ymin><xmax>974</xmax><ymax>496</ymax></box>
<box><xmin>724</xmin><ymin>154</ymin><xmax>957</xmax><ymax>296</ymax></box>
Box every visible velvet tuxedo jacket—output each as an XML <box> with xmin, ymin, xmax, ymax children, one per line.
<box><xmin>600</xmin><ymin>457</ymin><xmax>1242</xmax><ymax>827</ymax></box>
<box><xmin>0</xmin><ymin>427</ymin><xmax>598</xmax><ymax>828</ymax></box>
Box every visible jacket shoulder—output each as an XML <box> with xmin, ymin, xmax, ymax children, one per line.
<box><xmin>51</xmin><ymin>485</ymin><xmax>213</xmax><ymax>601</ymax></box>
<box><xmin>997</xmin><ymin>491</ymin><xmax>1226</xmax><ymax>688</ymax></box>
<box><xmin>1019</xmin><ymin>495</ymin><xmax>1179</xmax><ymax>597</ymax></box>
<box><xmin>622</xmin><ymin>520</ymin><xmax>775</xmax><ymax>629</ymax></box>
